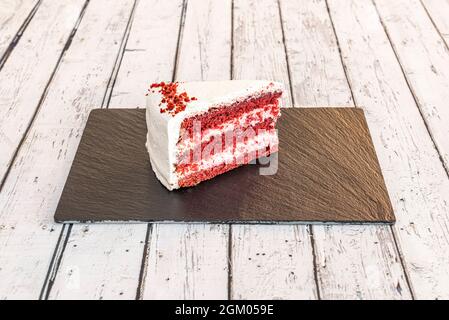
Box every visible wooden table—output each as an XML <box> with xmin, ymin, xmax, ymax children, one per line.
<box><xmin>1</xmin><ymin>0</ymin><xmax>449</xmax><ymax>300</ymax></box>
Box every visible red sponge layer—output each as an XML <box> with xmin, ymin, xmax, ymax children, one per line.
<box><xmin>180</xmin><ymin>91</ymin><xmax>282</xmax><ymax>135</ymax></box>
<box><xmin>176</xmin><ymin>117</ymin><xmax>277</xmax><ymax>165</ymax></box>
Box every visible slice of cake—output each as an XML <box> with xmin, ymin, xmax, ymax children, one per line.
<box><xmin>146</xmin><ymin>80</ymin><xmax>283</xmax><ymax>190</ymax></box>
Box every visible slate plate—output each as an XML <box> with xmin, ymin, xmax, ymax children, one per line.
<box><xmin>54</xmin><ymin>108</ymin><xmax>395</xmax><ymax>224</ymax></box>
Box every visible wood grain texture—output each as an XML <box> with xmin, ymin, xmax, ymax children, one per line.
<box><xmin>373</xmin><ymin>0</ymin><xmax>449</xmax><ymax>298</ymax></box>
<box><xmin>421</xmin><ymin>0</ymin><xmax>449</xmax><ymax>47</ymax></box>
<box><xmin>279</xmin><ymin>0</ymin><xmax>353</xmax><ymax>106</ymax></box>
<box><xmin>45</xmin><ymin>224</ymin><xmax>146</xmax><ymax>300</ymax></box>
<box><xmin>176</xmin><ymin>0</ymin><xmax>232</xmax><ymax>81</ymax></box>
<box><xmin>109</xmin><ymin>0</ymin><xmax>184</xmax><ymax>109</ymax></box>
<box><xmin>231</xmin><ymin>225</ymin><xmax>316</xmax><ymax>299</ymax></box>
<box><xmin>46</xmin><ymin>0</ymin><xmax>184</xmax><ymax>301</ymax></box>
<box><xmin>313</xmin><ymin>225</ymin><xmax>409</xmax><ymax>299</ymax></box>
<box><xmin>281</xmin><ymin>0</ymin><xmax>410</xmax><ymax>299</ymax></box>
<box><xmin>55</xmin><ymin>108</ymin><xmax>394</xmax><ymax>223</ymax></box>
<box><xmin>328</xmin><ymin>0</ymin><xmax>449</xmax><ymax>299</ymax></box>
<box><xmin>233</xmin><ymin>0</ymin><xmax>292</xmax><ymax>106</ymax></box>
<box><xmin>0</xmin><ymin>0</ymin><xmax>135</xmax><ymax>299</ymax></box>
<box><xmin>375</xmin><ymin>0</ymin><xmax>449</xmax><ymax>173</ymax></box>
<box><xmin>0</xmin><ymin>0</ymin><xmax>86</xmax><ymax>182</ymax></box>
<box><xmin>141</xmin><ymin>224</ymin><xmax>228</xmax><ymax>299</ymax></box>
<box><xmin>231</xmin><ymin>0</ymin><xmax>316</xmax><ymax>299</ymax></box>
<box><xmin>141</xmin><ymin>0</ymin><xmax>231</xmax><ymax>300</ymax></box>
<box><xmin>0</xmin><ymin>0</ymin><xmax>39</xmax><ymax>62</ymax></box>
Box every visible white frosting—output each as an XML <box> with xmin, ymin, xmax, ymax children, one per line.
<box><xmin>146</xmin><ymin>80</ymin><xmax>284</xmax><ymax>190</ymax></box>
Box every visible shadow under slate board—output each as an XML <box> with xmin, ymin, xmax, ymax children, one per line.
<box><xmin>54</xmin><ymin>108</ymin><xmax>395</xmax><ymax>224</ymax></box>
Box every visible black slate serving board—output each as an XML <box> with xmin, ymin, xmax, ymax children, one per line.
<box><xmin>54</xmin><ymin>108</ymin><xmax>395</xmax><ymax>224</ymax></box>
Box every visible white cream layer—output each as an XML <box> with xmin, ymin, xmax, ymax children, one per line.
<box><xmin>146</xmin><ymin>80</ymin><xmax>284</xmax><ymax>190</ymax></box>
<box><xmin>178</xmin><ymin>130</ymin><xmax>279</xmax><ymax>177</ymax></box>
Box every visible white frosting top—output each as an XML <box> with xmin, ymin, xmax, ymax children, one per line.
<box><xmin>145</xmin><ymin>80</ymin><xmax>284</xmax><ymax>190</ymax></box>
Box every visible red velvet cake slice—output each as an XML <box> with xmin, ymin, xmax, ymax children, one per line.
<box><xmin>146</xmin><ymin>80</ymin><xmax>283</xmax><ymax>190</ymax></box>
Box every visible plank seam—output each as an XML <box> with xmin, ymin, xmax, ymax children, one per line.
<box><xmin>389</xmin><ymin>225</ymin><xmax>416</xmax><ymax>299</ymax></box>
<box><xmin>172</xmin><ymin>0</ymin><xmax>188</xmax><ymax>82</ymax></box>
<box><xmin>39</xmin><ymin>224</ymin><xmax>73</xmax><ymax>299</ymax></box>
<box><xmin>371</xmin><ymin>0</ymin><xmax>449</xmax><ymax>178</ymax></box>
<box><xmin>230</xmin><ymin>0</ymin><xmax>234</xmax><ymax>80</ymax></box>
<box><xmin>227</xmin><ymin>225</ymin><xmax>233</xmax><ymax>300</ymax></box>
<box><xmin>0</xmin><ymin>0</ymin><xmax>42</xmax><ymax>71</ymax></box>
<box><xmin>62</xmin><ymin>0</ymin><xmax>91</xmax><ymax>53</ymax></box>
<box><xmin>0</xmin><ymin>0</ymin><xmax>90</xmax><ymax>193</ymax></box>
<box><xmin>419</xmin><ymin>0</ymin><xmax>449</xmax><ymax>52</ymax></box>
<box><xmin>309</xmin><ymin>226</ymin><xmax>322</xmax><ymax>300</ymax></box>
<box><xmin>276</xmin><ymin>0</ymin><xmax>295</xmax><ymax>106</ymax></box>
<box><xmin>102</xmin><ymin>0</ymin><xmax>139</xmax><ymax>109</ymax></box>
<box><xmin>136</xmin><ymin>224</ymin><xmax>153</xmax><ymax>300</ymax></box>
<box><xmin>324</xmin><ymin>0</ymin><xmax>356</xmax><ymax>106</ymax></box>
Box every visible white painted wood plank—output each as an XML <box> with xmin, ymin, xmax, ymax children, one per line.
<box><xmin>280</xmin><ymin>0</ymin><xmax>410</xmax><ymax>299</ymax></box>
<box><xmin>143</xmin><ymin>224</ymin><xmax>229</xmax><ymax>299</ymax></box>
<box><xmin>45</xmin><ymin>225</ymin><xmax>146</xmax><ymax>300</ymax></box>
<box><xmin>141</xmin><ymin>0</ymin><xmax>231</xmax><ymax>300</ymax></box>
<box><xmin>47</xmin><ymin>0</ymin><xmax>184</xmax><ymax>300</ymax></box>
<box><xmin>233</xmin><ymin>0</ymin><xmax>292</xmax><ymax>106</ymax></box>
<box><xmin>313</xmin><ymin>226</ymin><xmax>409</xmax><ymax>299</ymax></box>
<box><xmin>0</xmin><ymin>0</ymin><xmax>39</xmax><ymax>60</ymax></box>
<box><xmin>109</xmin><ymin>0</ymin><xmax>184</xmax><ymax>109</ymax></box>
<box><xmin>232</xmin><ymin>225</ymin><xmax>316</xmax><ymax>299</ymax></box>
<box><xmin>0</xmin><ymin>0</ymin><xmax>135</xmax><ymax>299</ymax></box>
<box><xmin>175</xmin><ymin>0</ymin><xmax>232</xmax><ymax>81</ymax></box>
<box><xmin>421</xmin><ymin>0</ymin><xmax>449</xmax><ymax>45</ymax></box>
<box><xmin>328</xmin><ymin>0</ymin><xmax>449</xmax><ymax>299</ymax></box>
<box><xmin>280</xmin><ymin>0</ymin><xmax>353</xmax><ymax>107</ymax></box>
<box><xmin>374</xmin><ymin>0</ymin><xmax>449</xmax><ymax>173</ymax></box>
<box><xmin>231</xmin><ymin>0</ymin><xmax>317</xmax><ymax>300</ymax></box>
<box><xmin>0</xmin><ymin>0</ymin><xmax>86</xmax><ymax>182</ymax></box>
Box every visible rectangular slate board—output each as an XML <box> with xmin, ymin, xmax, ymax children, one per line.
<box><xmin>54</xmin><ymin>108</ymin><xmax>395</xmax><ymax>224</ymax></box>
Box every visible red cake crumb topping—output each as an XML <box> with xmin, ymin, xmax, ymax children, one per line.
<box><xmin>147</xmin><ymin>82</ymin><xmax>197</xmax><ymax>116</ymax></box>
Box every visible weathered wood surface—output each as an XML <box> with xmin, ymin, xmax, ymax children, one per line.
<box><xmin>0</xmin><ymin>0</ymin><xmax>86</xmax><ymax>183</ymax></box>
<box><xmin>0</xmin><ymin>0</ymin><xmax>135</xmax><ymax>299</ymax></box>
<box><xmin>143</xmin><ymin>224</ymin><xmax>228</xmax><ymax>299</ymax></box>
<box><xmin>1</xmin><ymin>0</ymin><xmax>449</xmax><ymax>300</ymax></box>
<box><xmin>280</xmin><ymin>0</ymin><xmax>409</xmax><ymax>299</ymax></box>
<box><xmin>328</xmin><ymin>0</ymin><xmax>449</xmax><ymax>299</ymax></box>
<box><xmin>421</xmin><ymin>0</ymin><xmax>449</xmax><ymax>47</ymax></box>
<box><xmin>232</xmin><ymin>225</ymin><xmax>317</xmax><ymax>299</ymax></box>
<box><xmin>0</xmin><ymin>0</ymin><xmax>39</xmax><ymax>65</ymax></box>
<box><xmin>375</xmin><ymin>0</ymin><xmax>449</xmax><ymax>173</ymax></box>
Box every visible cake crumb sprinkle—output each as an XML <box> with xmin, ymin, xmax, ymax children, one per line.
<box><xmin>148</xmin><ymin>82</ymin><xmax>197</xmax><ymax>116</ymax></box>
